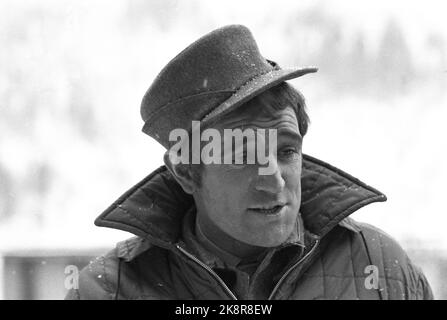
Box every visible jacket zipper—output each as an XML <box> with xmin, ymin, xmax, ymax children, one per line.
<box><xmin>177</xmin><ymin>239</ymin><xmax>319</xmax><ymax>301</ymax></box>
<box><xmin>176</xmin><ymin>244</ymin><xmax>238</xmax><ymax>300</ymax></box>
<box><xmin>268</xmin><ymin>239</ymin><xmax>320</xmax><ymax>300</ymax></box>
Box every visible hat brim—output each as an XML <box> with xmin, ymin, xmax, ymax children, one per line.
<box><xmin>201</xmin><ymin>66</ymin><xmax>318</xmax><ymax>125</ymax></box>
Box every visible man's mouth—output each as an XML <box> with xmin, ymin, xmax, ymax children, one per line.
<box><xmin>248</xmin><ymin>204</ymin><xmax>286</xmax><ymax>215</ymax></box>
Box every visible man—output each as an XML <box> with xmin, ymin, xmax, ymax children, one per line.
<box><xmin>66</xmin><ymin>25</ymin><xmax>433</xmax><ymax>300</ymax></box>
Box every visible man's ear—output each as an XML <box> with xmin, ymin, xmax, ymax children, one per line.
<box><xmin>163</xmin><ymin>151</ymin><xmax>197</xmax><ymax>195</ymax></box>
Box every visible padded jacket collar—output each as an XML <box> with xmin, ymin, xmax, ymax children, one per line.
<box><xmin>95</xmin><ymin>154</ymin><xmax>386</xmax><ymax>255</ymax></box>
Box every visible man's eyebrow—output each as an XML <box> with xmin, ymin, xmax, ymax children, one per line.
<box><xmin>277</xmin><ymin>128</ymin><xmax>302</xmax><ymax>144</ymax></box>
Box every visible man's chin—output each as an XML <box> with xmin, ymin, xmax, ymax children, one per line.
<box><xmin>238</xmin><ymin>212</ymin><xmax>298</xmax><ymax>247</ymax></box>
<box><xmin>239</xmin><ymin>226</ymin><xmax>296</xmax><ymax>248</ymax></box>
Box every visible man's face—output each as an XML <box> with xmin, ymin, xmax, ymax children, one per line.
<box><xmin>193</xmin><ymin>103</ymin><xmax>303</xmax><ymax>248</ymax></box>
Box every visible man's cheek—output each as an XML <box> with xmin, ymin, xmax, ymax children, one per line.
<box><xmin>285</xmin><ymin>178</ymin><xmax>301</xmax><ymax>205</ymax></box>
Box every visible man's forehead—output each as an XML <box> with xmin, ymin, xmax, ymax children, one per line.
<box><xmin>210</xmin><ymin>105</ymin><xmax>299</xmax><ymax>132</ymax></box>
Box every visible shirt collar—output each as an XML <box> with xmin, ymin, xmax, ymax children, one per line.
<box><xmin>181</xmin><ymin>207</ymin><xmax>306</xmax><ymax>269</ymax></box>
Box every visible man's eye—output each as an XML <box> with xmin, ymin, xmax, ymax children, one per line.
<box><xmin>279</xmin><ymin>148</ymin><xmax>300</xmax><ymax>160</ymax></box>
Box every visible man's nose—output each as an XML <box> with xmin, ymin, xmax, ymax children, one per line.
<box><xmin>254</xmin><ymin>158</ymin><xmax>285</xmax><ymax>194</ymax></box>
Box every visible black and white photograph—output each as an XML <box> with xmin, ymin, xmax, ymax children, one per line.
<box><xmin>0</xmin><ymin>0</ymin><xmax>446</xmax><ymax>305</ymax></box>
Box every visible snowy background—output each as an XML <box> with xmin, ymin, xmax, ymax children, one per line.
<box><xmin>0</xmin><ymin>0</ymin><xmax>446</xmax><ymax>299</ymax></box>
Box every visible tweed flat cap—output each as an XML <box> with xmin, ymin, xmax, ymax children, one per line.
<box><xmin>140</xmin><ymin>24</ymin><xmax>317</xmax><ymax>149</ymax></box>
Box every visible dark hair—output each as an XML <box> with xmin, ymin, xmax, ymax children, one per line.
<box><xmin>245</xmin><ymin>82</ymin><xmax>310</xmax><ymax>136</ymax></box>
<box><xmin>176</xmin><ymin>82</ymin><xmax>310</xmax><ymax>187</ymax></box>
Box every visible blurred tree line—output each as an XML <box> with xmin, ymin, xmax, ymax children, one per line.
<box><xmin>281</xmin><ymin>6</ymin><xmax>446</xmax><ymax>98</ymax></box>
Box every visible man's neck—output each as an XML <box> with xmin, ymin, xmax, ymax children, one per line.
<box><xmin>195</xmin><ymin>211</ymin><xmax>266</xmax><ymax>262</ymax></box>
